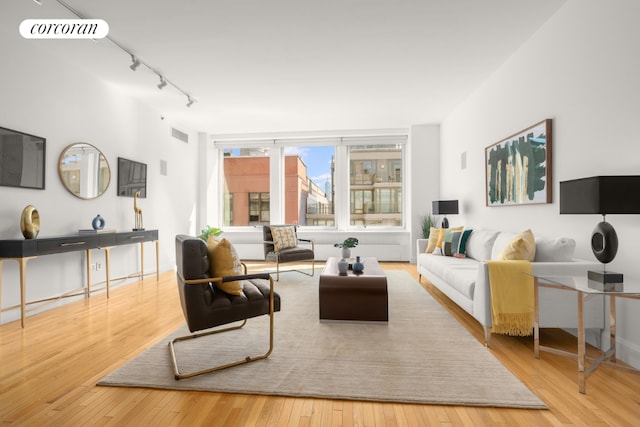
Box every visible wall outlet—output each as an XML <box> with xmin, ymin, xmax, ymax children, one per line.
<box><xmin>96</xmin><ymin>263</ymin><xmax>102</xmax><ymax>271</ymax></box>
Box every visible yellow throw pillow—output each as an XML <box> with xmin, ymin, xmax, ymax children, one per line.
<box><xmin>206</xmin><ymin>237</ymin><xmax>243</xmax><ymax>295</ymax></box>
<box><xmin>425</xmin><ymin>227</ymin><xmax>442</xmax><ymax>253</ymax></box>
<box><xmin>497</xmin><ymin>229</ymin><xmax>536</xmax><ymax>261</ymax></box>
<box><xmin>270</xmin><ymin>225</ymin><xmax>297</xmax><ymax>251</ymax></box>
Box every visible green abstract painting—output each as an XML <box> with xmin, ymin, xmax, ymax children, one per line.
<box><xmin>485</xmin><ymin>119</ymin><xmax>552</xmax><ymax>206</ymax></box>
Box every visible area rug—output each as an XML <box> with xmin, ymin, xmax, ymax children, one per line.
<box><xmin>98</xmin><ymin>270</ymin><xmax>546</xmax><ymax>408</ymax></box>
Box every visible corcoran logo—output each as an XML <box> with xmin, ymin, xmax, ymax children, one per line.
<box><xmin>20</xmin><ymin>19</ymin><xmax>109</xmax><ymax>39</ymax></box>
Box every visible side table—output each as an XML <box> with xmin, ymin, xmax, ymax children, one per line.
<box><xmin>527</xmin><ymin>274</ymin><xmax>640</xmax><ymax>393</ymax></box>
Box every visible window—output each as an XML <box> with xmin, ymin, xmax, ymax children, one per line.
<box><xmin>216</xmin><ymin>133</ymin><xmax>406</xmax><ymax>229</ymax></box>
<box><xmin>349</xmin><ymin>144</ymin><xmax>403</xmax><ymax>226</ymax></box>
<box><xmin>283</xmin><ymin>146</ymin><xmax>335</xmax><ymax>226</ymax></box>
<box><xmin>222</xmin><ymin>147</ymin><xmax>270</xmax><ymax>226</ymax></box>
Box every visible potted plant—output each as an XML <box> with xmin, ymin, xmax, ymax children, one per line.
<box><xmin>418</xmin><ymin>213</ymin><xmax>437</xmax><ymax>239</ymax></box>
<box><xmin>198</xmin><ymin>225</ymin><xmax>223</xmax><ymax>242</ymax></box>
<box><xmin>334</xmin><ymin>237</ymin><xmax>359</xmax><ymax>259</ymax></box>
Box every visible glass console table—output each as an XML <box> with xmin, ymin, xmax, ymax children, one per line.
<box><xmin>527</xmin><ymin>274</ymin><xmax>640</xmax><ymax>393</ymax></box>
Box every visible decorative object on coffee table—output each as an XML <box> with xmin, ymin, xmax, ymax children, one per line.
<box><xmin>560</xmin><ymin>175</ymin><xmax>640</xmax><ymax>283</ymax></box>
<box><xmin>338</xmin><ymin>258</ymin><xmax>349</xmax><ymax>275</ymax></box>
<box><xmin>334</xmin><ymin>237</ymin><xmax>358</xmax><ymax>259</ymax></box>
<box><xmin>352</xmin><ymin>256</ymin><xmax>364</xmax><ymax>273</ymax></box>
<box><xmin>20</xmin><ymin>205</ymin><xmax>40</xmax><ymax>239</ymax></box>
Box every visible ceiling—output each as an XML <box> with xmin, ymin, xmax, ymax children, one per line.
<box><xmin>2</xmin><ymin>0</ymin><xmax>566</xmax><ymax>134</ymax></box>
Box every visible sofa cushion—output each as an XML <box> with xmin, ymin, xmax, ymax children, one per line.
<box><xmin>466</xmin><ymin>229</ymin><xmax>500</xmax><ymax>261</ymax></box>
<box><xmin>420</xmin><ymin>254</ymin><xmax>477</xmax><ymax>299</ymax></box>
<box><xmin>496</xmin><ymin>229</ymin><xmax>536</xmax><ymax>261</ymax></box>
<box><xmin>535</xmin><ymin>237</ymin><xmax>576</xmax><ymax>262</ymax></box>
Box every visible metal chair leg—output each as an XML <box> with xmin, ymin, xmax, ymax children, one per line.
<box><xmin>169</xmin><ymin>280</ymin><xmax>276</xmax><ymax>380</ymax></box>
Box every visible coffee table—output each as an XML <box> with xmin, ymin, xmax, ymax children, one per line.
<box><xmin>319</xmin><ymin>257</ymin><xmax>388</xmax><ymax>322</ymax></box>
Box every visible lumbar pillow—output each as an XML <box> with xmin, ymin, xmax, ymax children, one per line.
<box><xmin>207</xmin><ymin>237</ymin><xmax>243</xmax><ymax>295</ymax></box>
<box><xmin>425</xmin><ymin>227</ymin><xmax>443</xmax><ymax>253</ymax></box>
<box><xmin>497</xmin><ymin>229</ymin><xmax>536</xmax><ymax>261</ymax></box>
<box><xmin>270</xmin><ymin>225</ymin><xmax>297</xmax><ymax>252</ymax></box>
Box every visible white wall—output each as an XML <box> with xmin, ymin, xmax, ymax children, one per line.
<box><xmin>439</xmin><ymin>0</ymin><xmax>640</xmax><ymax>367</ymax></box>
<box><xmin>0</xmin><ymin>26</ymin><xmax>199</xmax><ymax>324</ymax></box>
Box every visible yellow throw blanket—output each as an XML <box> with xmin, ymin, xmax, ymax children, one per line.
<box><xmin>487</xmin><ymin>260</ymin><xmax>534</xmax><ymax>336</ymax></box>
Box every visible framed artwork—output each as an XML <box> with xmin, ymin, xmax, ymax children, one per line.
<box><xmin>485</xmin><ymin>119</ymin><xmax>552</xmax><ymax>207</ymax></box>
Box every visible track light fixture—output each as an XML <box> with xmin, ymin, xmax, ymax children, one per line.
<box><xmin>129</xmin><ymin>55</ymin><xmax>140</xmax><ymax>71</ymax></box>
<box><xmin>48</xmin><ymin>0</ymin><xmax>197</xmax><ymax>108</ymax></box>
<box><xmin>33</xmin><ymin>0</ymin><xmax>43</xmax><ymax>5</ymax></box>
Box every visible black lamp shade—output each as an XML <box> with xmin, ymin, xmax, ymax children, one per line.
<box><xmin>560</xmin><ymin>176</ymin><xmax>640</xmax><ymax>215</ymax></box>
<box><xmin>432</xmin><ymin>200</ymin><xmax>459</xmax><ymax>215</ymax></box>
<box><xmin>559</xmin><ymin>176</ymin><xmax>640</xmax><ymax>283</ymax></box>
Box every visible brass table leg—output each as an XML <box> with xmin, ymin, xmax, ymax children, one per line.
<box><xmin>155</xmin><ymin>240</ymin><xmax>160</xmax><ymax>283</ymax></box>
<box><xmin>104</xmin><ymin>247</ymin><xmax>112</xmax><ymax>299</ymax></box>
<box><xmin>533</xmin><ymin>277</ymin><xmax>540</xmax><ymax>359</ymax></box>
<box><xmin>577</xmin><ymin>291</ymin><xmax>586</xmax><ymax>393</ymax></box>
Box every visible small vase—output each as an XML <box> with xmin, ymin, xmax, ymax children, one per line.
<box><xmin>342</xmin><ymin>247</ymin><xmax>351</xmax><ymax>259</ymax></box>
<box><xmin>338</xmin><ymin>258</ymin><xmax>349</xmax><ymax>275</ymax></box>
<box><xmin>352</xmin><ymin>256</ymin><xmax>364</xmax><ymax>273</ymax></box>
<box><xmin>92</xmin><ymin>214</ymin><xmax>105</xmax><ymax>231</ymax></box>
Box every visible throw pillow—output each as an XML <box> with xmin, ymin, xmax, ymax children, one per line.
<box><xmin>270</xmin><ymin>225</ymin><xmax>297</xmax><ymax>252</ymax></box>
<box><xmin>455</xmin><ymin>229</ymin><xmax>473</xmax><ymax>258</ymax></box>
<box><xmin>425</xmin><ymin>227</ymin><xmax>443</xmax><ymax>253</ymax></box>
<box><xmin>450</xmin><ymin>231</ymin><xmax>462</xmax><ymax>255</ymax></box>
<box><xmin>497</xmin><ymin>229</ymin><xmax>536</xmax><ymax>261</ymax></box>
<box><xmin>442</xmin><ymin>227</ymin><xmax>464</xmax><ymax>256</ymax></box>
<box><xmin>207</xmin><ymin>237</ymin><xmax>243</xmax><ymax>295</ymax></box>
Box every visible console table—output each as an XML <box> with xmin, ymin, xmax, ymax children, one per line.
<box><xmin>528</xmin><ymin>274</ymin><xmax>640</xmax><ymax>393</ymax></box>
<box><xmin>0</xmin><ymin>230</ymin><xmax>159</xmax><ymax>327</ymax></box>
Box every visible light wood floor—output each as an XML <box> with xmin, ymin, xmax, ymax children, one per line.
<box><xmin>1</xmin><ymin>262</ymin><xmax>638</xmax><ymax>426</ymax></box>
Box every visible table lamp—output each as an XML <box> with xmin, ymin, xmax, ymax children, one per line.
<box><xmin>432</xmin><ymin>200</ymin><xmax>459</xmax><ymax>229</ymax></box>
<box><xmin>560</xmin><ymin>175</ymin><xmax>640</xmax><ymax>283</ymax></box>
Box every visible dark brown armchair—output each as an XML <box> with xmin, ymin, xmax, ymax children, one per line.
<box><xmin>263</xmin><ymin>225</ymin><xmax>315</xmax><ymax>281</ymax></box>
<box><xmin>171</xmin><ymin>234</ymin><xmax>281</xmax><ymax>380</ymax></box>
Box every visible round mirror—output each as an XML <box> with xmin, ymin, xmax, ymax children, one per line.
<box><xmin>58</xmin><ymin>143</ymin><xmax>111</xmax><ymax>199</ymax></box>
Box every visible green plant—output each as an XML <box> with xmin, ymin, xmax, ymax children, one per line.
<box><xmin>198</xmin><ymin>225</ymin><xmax>223</xmax><ymax>241</ymax></box>
<box><xmin>418</xmin><ymin>213</ymin><xmax>437</xmax><ymax>239</ymax></box>
<box><xmin>334</xmin><ymin>237</ymin><xmax>359</xmax><ymax>249</ymax></box>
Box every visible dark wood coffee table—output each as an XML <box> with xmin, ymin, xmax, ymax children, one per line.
<box><xmin>319</xmin><ymin>257</ymin><xmax>388</xmax><ymax>321</ymax></box>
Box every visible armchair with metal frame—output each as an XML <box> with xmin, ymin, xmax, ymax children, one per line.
<box><xmin>170</xmin><ymin>234</ymin><xmax>281</xmax><ymax>380</ymax></box>
<box><xmin>263</xmin><ymin>225</ymin><xmax>315</xmax><ymax>281</ymax></box>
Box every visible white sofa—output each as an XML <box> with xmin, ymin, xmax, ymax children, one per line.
<box><xmin>417</xmin><ymin>229</ymin><xmax>604</xmax><ymax>344</ymax></box>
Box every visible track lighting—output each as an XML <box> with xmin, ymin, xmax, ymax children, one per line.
<box><xmin>129</xmin><ymin>55</ymin><xmax>140</xmax><ymax>71</ymax></box>
<box><xmin>33</xmin><ymin>0</ymin><xmax>43</xmax><ymax>4</ymax></box>
<box><xmin>44</xmin><ymin>0</ymin><xmax>196</xmax><ymax>108</ymax></box>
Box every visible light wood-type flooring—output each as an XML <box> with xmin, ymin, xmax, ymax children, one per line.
<box><xmin>1</xmin><ymin>262</ymin><xmax>639</xmax><ymax>426</ymax></box>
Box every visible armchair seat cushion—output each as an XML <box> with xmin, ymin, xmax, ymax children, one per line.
<box><xmin>266</xmin><ymin>247</ymin><xmax>314</xmax><ymax>263</ymax></box>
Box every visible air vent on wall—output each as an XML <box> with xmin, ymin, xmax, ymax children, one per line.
<box><xmin>171</xmin><ymin>127</ymin><xmax>189</xmax><ymax>143</ymax></box>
